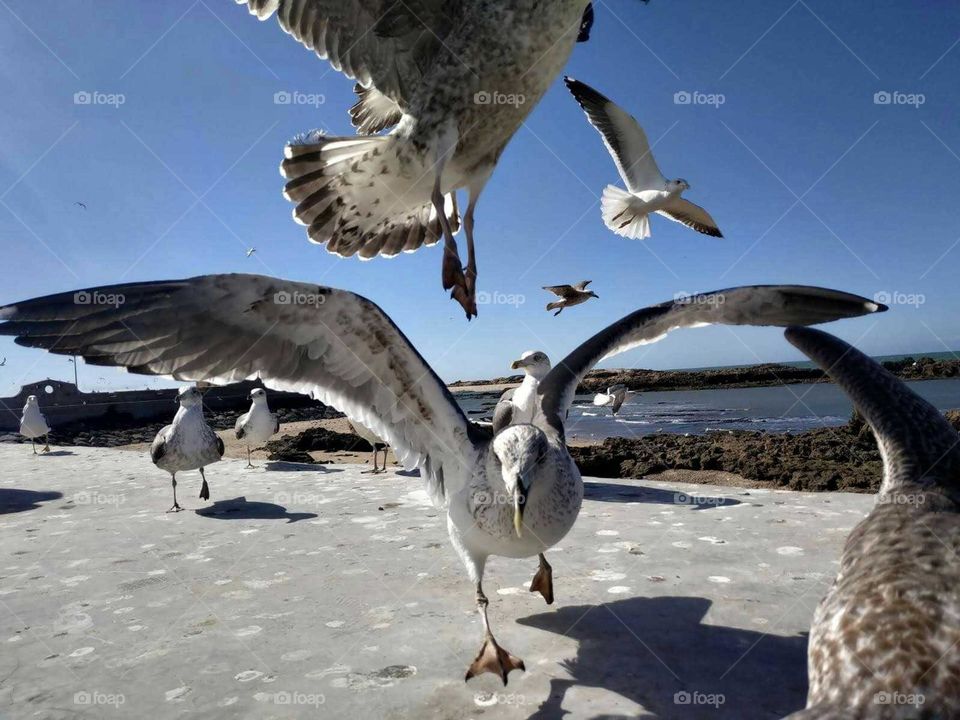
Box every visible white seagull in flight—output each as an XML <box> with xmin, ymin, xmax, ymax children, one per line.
<box><xmin>0</xmin><ymin>275</ymin><xmax>884</xmax><ymax>682</ymax></box>
<box><xmin>566</xmin><ymin>77</ymin><xmax>723</xmax><ymax>240</ymax></box>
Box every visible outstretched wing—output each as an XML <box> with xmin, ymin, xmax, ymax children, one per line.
<box><xmin>237</xmin><ymin>0</ymin><xmax>461</xmax><ymax>114</ymax></box>
<box><xmin>543</xmin><ymin>285</ymin><xmax>575</xmax><ymax>298</ymax></box>
<box><xmin>657</xmin><ymin>197</ymin><xmax>723</xmax><ymax>238</ymax></box>
<box><xmin>491</xmin><ymin>387</ymin><xmax>516</xmax><ymax>434</ymax></box>
<box><xmin>565</xmin><ymin>77</ymin><xmax>667</xmax><ymax>193</ymax></box>
<box><xmin>0</xmin><ymin>274</ymin><xmax>485</xmax><ymax>505</ymax></box>
<box><xmin>537</xmin><ymin>286</ymin><xmax>887</xmax><ymax>435</ymax></box>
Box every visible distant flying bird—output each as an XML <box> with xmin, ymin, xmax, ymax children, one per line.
<box><xmin>19</xmin><ymin>395</ymin><xmax>51</xmax><ymax>454</ymax></box>
<box><xmin>236</xmin><ymin>0</ymin><xmax>635</xmax><ymax>319</ymax></box>
<box><xmin>593</xmin><ymin>383</ymin><xmax>629</xmax><ymax>415</ymax></box>
<box><xmin>543</xmin><ymin>281</ymin><xmax>599</xmax><ymax>316</ymax></box>
<box><xmin>565</xmin><ymin>77</ymin><xmax>722</xmax><ymax>240</ymax></box>
<box><xmin>0</xmin><ymin>357</ymin><xmax>6</xmax><ymax>367</ymax></box>
<box><xmin>150</xmin><ymin>386</ymin><xmax>224</xmax><ymax>512</ymax></box>
<box><xmin>74</xmin><ymin>201</ymin><xmax>86</xmax><ymax>210</ymax></box>
<box><xmin>784</xmin><ymin>328</ymin><xmax>960</xmax><ymax>719</ymax></box>
<box><xmin>234</xmin><ymin>387</ymin><xmax>280</xmax><ymax>468</ymax></box>
<box><xmin>245</xmin><ymin>247</ymin><xmax>256</xmax><ymax>257</ymax></box>
<box><xmin>0</xmin><ymin>275</ymin><xmax>885</xmax><ymax>683</ymax></box>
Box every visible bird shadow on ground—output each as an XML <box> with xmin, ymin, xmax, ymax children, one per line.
<box><xmin>0</xmin><ymin>489</ymin><xmax>63</xmax><ymax>514</ymax></box>
<box><xmin>517</xmin><ymin>595</ymin><xmax>807</xmax><ymax>719</ymax></box>
<box><xmin>263</xmin><ymin>461</ymin><xmax>341</xmax><ymax>473</ymax></box>
<box><xmin>36</xmin><ymin>450</ymin><xmax>76</xmax><ymax>457</ymax></box>
<box><xmin>395</xmin><ymin>468</ymin><xmax>420</xmax><ymax>478</ymax></box>
<box><xmin>195</xmin><ymin>496</ymin><xmax>317</xmax><ymax>523</ymax></box>
<box><xmin>583</xmin><ymin>481</ymin><xmax>742</xmax><ymax>510</ymax></box>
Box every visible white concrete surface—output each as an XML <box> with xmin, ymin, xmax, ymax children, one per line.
<box><xmin>0</xmin><ymin>445</ymin><xmax>872</xmax><ymax>719</ymax></box>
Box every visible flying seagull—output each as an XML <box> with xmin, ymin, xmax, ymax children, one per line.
<box><xmin>543</xmin><ymin>281</ymin><xmax>598</xmax><ymax>315</ymax></box>
<box><xmin>151</xmin><ymin>386</ymin><xmax>224</xmax><ymax>511</ymax></box>
<box><xmin>74</xmin><ymin>201</ymin><xmax>86</xmax><ymax>210</ymax></box>
<box><xmin>245</xmin><ymin>247</ymin><xmax>257</xmax><ymax>257</ymax></box>
<box><xmin>0</xmin><ymin>357</ymin><xmax>6</xmax><ymax>366</ymax></box>
<box><xmin>593</xmin><ymin>383</ymin><xmax>629</xmax><ymax>415</ymax></box>
<box><xmin>19</xmin><ymin>395</ymin><xmax>51</xmax><ymax>454</ymax></box>
<box><xmin>565</xmin><ymin>77</ymin><xmax>722</xmax><ymax>240</ymax></box>
<box><xmin>783</xmin><ymin>327</ymin><xmax>960</xmax><ymax>719</ymax></box>
<box><xmin>235</xmin><ymin>387</ymin><xmax>280</xmax><ymax>468</ymax></box>
<box><xmin>348</xmin><ymin>419</ymin><xmax>390</xmax><ymax>474</ymax></box>
<box><xmin>0</xmin><ymin>275</ymin><xmax>884</xmax><ymax>682</ymax></box>
<box><xmin>492</xmin><ymin>351</ymin><xmax>552</xmax><ymax>433</ymax></box>
<box><xmin>236</xmin><ymin>0</ymin><xmax>637</xmax><ymax>319</ymax></box>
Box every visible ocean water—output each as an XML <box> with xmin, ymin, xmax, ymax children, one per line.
<box><xmin>457</xmin><ymin>378</ymin><xmax>960</xmax><ymax>440</ymax></box>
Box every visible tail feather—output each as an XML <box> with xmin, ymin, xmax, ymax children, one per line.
<box><xmin>349</xmin><ymin>83</ymin><xmax>403</xmax><ymax>135</ymax></box>
<box><xmin>785</xmin><ymin>327</ymin><xmax>960</xmax><ymax>500</ymax></box>
<box><xmin>280</xmin><ymin>132</ymin><xmax>459</xmax><ymax>259</ymax></box>
<box><xmin>601</xmin><ymin>185</ymin><xmax>650</xmax><ymax>240</ymax></box>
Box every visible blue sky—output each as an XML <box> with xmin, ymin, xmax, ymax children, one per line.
<box><xmin>1</xmin><ymin>0</ymin><xmax>959</xmax><ymax>395</ymax></box>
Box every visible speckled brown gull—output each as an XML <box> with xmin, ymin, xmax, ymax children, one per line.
<box><xmin>236</xmin><ymin>0</ymin><xmax>627</xmax><ymax>319</ymax></box>
<box><xmin>782</xmin><ymin>327</ymin><xmax>960</xmax><ymax>720</ymax></box>
<box><xmin>0</xmin><ymin>275</ymin><xmax>883</xmax><ymax>683</ymax></box>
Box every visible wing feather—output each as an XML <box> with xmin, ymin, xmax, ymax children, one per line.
<box><xmin>657</xmin><ymin>197</ymin><xmax>723</xmax><ymax>238</ymax></box>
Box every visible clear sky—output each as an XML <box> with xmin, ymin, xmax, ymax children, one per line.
<box><xmin>1</xmin><ymin>0</ymin><xmax>959</xmax><ymax>396</ymax></box>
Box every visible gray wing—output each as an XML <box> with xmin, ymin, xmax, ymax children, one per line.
<box><xmin>0</xmin><ymin>273</ymin><xmax>483</xmax><ymax>506</ymax></box>
<box><xmin>543</xmin><ymin>285</ymin><xmax>575</xmax><ymax>298</ymax></box>
<box><xmin>237</xmin><ymin>0</ymin><xmax>461</xmax><ymax>113</ymax></box>
<box><xmin>657</xmin><ymin>197</ymin><xmax>723</xmax><ymax>238</ymax></box>
<box><xmin>537</xmin><ymin>286</ymin><xmax>887</xmax><ymax>435</ymax></box>
<box><xmin>150</xmin><ymin>425</ymin><xmax>172</xmax><ymax>465</ymax></box>
<box><xmin>574</xmin><ymin>280</ymin><xmax>593</xmax><ymax>291</ymax></box>
<box><xmin>491</xmin><ymin>387</ymin><xmax>516</xmax><ymax>434</ymax></box>
<box><xmin>608</xmin><ymin>384</ymin><xmax>628</xmax><ymax>414</ymax></box>
<box><xmin>785</xmin><ymin>327</ymin><xmax>960</xmax><ymax>500</ymax></box>
<box><xmin>234</xmin><ymin>410</ymin><xmax>249</xmax><ymax>438</ymax></box>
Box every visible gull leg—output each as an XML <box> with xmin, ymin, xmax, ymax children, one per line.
<box><xmin>31</xmin><ymin>438</ymin><xmax>36</xmax><ymax>455</ymax></box>
<box><xmin>529</xmin><ymin>553</ymin><xmax>554</xmax><ymax>605</ymax></box>
<box><xmin>198</xmin><ymin>467</ymin><xmax>210</xmax><ymax>501</ymax></box>
<box><xmin>465</xmin><ymin>582</ymin><xmax>525</xmax><ymax>685</ymax></box>
<box><xmin>461</xmin><ymin>175</ymin><xmax>489</xmax><ymax>320</ymax></box>
<box><xmin>167</xmin><ymin>474</ymin><xmax>182</xmax><ymax>513</ymax></box>
<box><xmin>361</xmin><ymin>447</ymin><xmax>377</xmax><ymax>474</ymax></box>
<box><xmin>436</xmin><ymin>180</ymin><xmax>472</xmax><ymax>318</ymax></box>
<box><xmin>377</xmin><ymin>448</ymin><xmax>388</xmax><ymax>474</ymax></box>
<box><xmin>245</xmin><ymin>445</ymin><xmax>254</xmax><ymax>470</ymax></box>
<box><xmin>42</xmin><ymin>434</ymin><xmax>50</xmax><ymax>453</ymax></box>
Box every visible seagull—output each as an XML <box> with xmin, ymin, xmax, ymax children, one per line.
<box><xmin>234</xmin><ymin>387</ymin><xmax>280</xmax><ymax>468</ymax></box>
<box><xmin>565</xmin><ymin>77</ymin><xmax>722</xmax><ymax>240</ymax></box>
<box><xmin>783</xmin><ymin>327</ymin><xmax>960</xmax><ymax>719</ymax></box>
<box><xmin>74</xmin><ymin>201</ymin><xmax>86</xmax><ymax>210</ymax></box>
<box><xmin>348</xmin><ymin>419</ymin><xmax>390</xmax><ymax>474</ymax></box>
<box><xmin>150</xmin><ymin>386</ymin><xmax>225</xmax><ymax>511</ymax></box>
<box><xmin>593</xmin><ymin>383</ymin><xmax>629</xmax><ymax>415</ymax></box>
<box><xmin>245</xmin><ymin>247</ymin><xmax>257</xmax><ymax>257</ymax></box>
<box><xmin>543</xmin><ymin>281</ymin><xmax>598</xmax><ymax>315</ymax></box>
<box><xmin>0</xmin><ymin>275</ymin><xmax>884</xmax><ymax>681</ymax></box>
<box><xmin>493</xmin><ymin>351</ymin><xmax>552</xmax><ymax>433</ymax></box>
<box><xmin>0</xmin><ymin>357</ymin><xmax>6</xmax><ymax>366</ymax></box>
<box><xmin>236</xmin><ymin>0</ymin><xmax>638</xmax><ymax>320</ymax></box>
<box><xmin>19</xmin><ymin>395</ymin><xmax>50</xmax><ymax>454</ymax></box>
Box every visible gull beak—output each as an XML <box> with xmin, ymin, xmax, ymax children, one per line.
<box><xmin>513</xmin><ymin>486</ymin><xmax>527</xmax><ymax>538</ymax></box>
<box><xmin>510</xmin><ymin>359</ymin><xmax>526</xmax><ymax>370</ymax></box>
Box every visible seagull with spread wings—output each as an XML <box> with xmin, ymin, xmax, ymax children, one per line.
<box><xmin>565</xmin><ymin>77</ymin><xmax>723</xmax><ymax>240</ymax></box>
<box><xmin>235</xmin><ymin>1</ymin><xmax>641</xmax><ymax>319</ymax></box>
<box><xmin>0</xmin><ymin>275</ymin><xmax>883</xmax><ymax>682</ymax></box>
<box><xmin>543</xmin><ymin>281</ymin><xmax>598</xmax><ymax>315</ymax></box>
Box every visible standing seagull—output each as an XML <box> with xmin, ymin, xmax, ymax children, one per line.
<box><xmin>235</xmin><ymin>387</ymin><xmax>280</xmax><ymax>468</ymax></box>
<box><xmin>783</xmin><ymin>328</ymin><xmax>960</xmax><ymax>720</ymax></box>
<box><xmin>543</xmin><ymin>281</ymin><xmax>598</xmax><ymax>315</ymax></box>
<box><xmin>19</xmin><ymin>395</ymin><xmax>51</xmax><ymax>454</ymax></box>
<box><xmin>593</xmin><ymin>383</ymin><xmax>629</xmax><ymax>415</ymax></box>
<box><xmin>0</xmin><ymin>275</ymin><xmax>883</xmax><ymax>681</ymax></box>
<box><xmin>348</xmin><ymin>420</ymin><xmax>390</xmax><ymax>474</ymax></box>
<box><xmin>493</xmin><ymin>351</ymin><xmax>552</xmax><ymax>433</ymax></box>
<box><xmin>565</xmin><ymin>77</ymin><xmax>722</xmax><ymax>240</ymax></box>
<box><xmin>236</xmin><ymin>1</ymin><xmax>640</xmax><ymax>319</ymax></box>
<box><xmin>151</xmin><ymin>386</ymin><xmax>224</xmax><ymax>511</ymax></box>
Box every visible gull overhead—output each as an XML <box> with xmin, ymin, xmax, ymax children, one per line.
<box><xmin>783</xmin><ymin>328</ymin><xmax>960</xmax><ymax>719</ymax></box>
<box><xmin>236</xmin><ymin>0</ymin><xmax>643</xmax><ymax>319</ymax></box>
<box><xmin>0</xmin><ymin>273</ymin><xmax>884</xmax><ymax>682</ymax></box>
<box><xmin>543</xmin><ymin>280</ymin><xmax>598</xmax><ymax>316</ymax></box>
<box><xmin>565</xmin><ymin>77</ymin><xmax>722</xmax><ymax>240</ymax></box>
